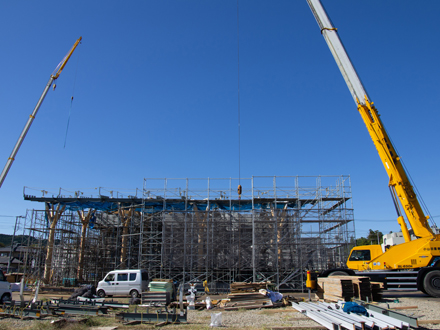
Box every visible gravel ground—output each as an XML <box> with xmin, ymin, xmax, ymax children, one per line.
<box><xmin>187</xmin><ymin>307</ymin><xmax>320</xmax><ymax>329</ymax></box>
<box><xmin>0</xmin><ymin>291</ymin><xmax>439</xmax><ymax>329</ymax></box>
<box><xmin>186</xmin><ymin>291</ymin><xmax>440</xmax><ymax>329</ymax></box>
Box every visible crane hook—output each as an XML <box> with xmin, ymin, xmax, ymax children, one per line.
<box><xmin>53</xmin><ymin>83</ymin><xmax>57</xmax><ymax>91</ymax></box>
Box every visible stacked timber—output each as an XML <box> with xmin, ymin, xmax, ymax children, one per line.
<box><xmin>371</xmin><ymin>281</ymin><xmax>384</xmax><ymax>301</ymax></box>
<box><xmin>350</xmin><ymin>276</ymin><xmax>372</xmax><ymax>301</ymax></box>
<box><xmin>317</xmin><ymin>276</ymin><xmax>383</xmax><ymax>302</ymax></box>
<box><xmin>230</xmin><ymin>282</ymin><xmax>267</xmax><ymax>293</ymax></box>
<box><xmin>317</xmin><ymin>277</ymin><xmax>354</xmax><ymax>302</ymax></box>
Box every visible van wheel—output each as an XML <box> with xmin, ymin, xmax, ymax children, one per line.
<box><xmin>0</xmin><ymin>293</ymin><xmax>11</xmax><ymax>303</ymax></box>
<box><xmin>130</xmin><ymin>290</ymin><xmax>139</xmax><ymax>298</ymax></box>
<box><xmin>423</xmin><ymin>270</ymin><xmax>440</xmax><ymax>298</ymax></box>
<box><xmin>97</xmin><ymin>290</ymin><xmax>106</xmax><ymax>298</ymax></box>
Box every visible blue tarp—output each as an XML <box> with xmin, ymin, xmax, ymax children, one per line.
<box><xmin>342</xmin><ymin>302</ymin><xmax>368</xmax><ymax>316</ymax></box>
<box><xmin>266</xmin><ymin>290</ymin><xmax>283</xmax><ymax>302</ymax></box>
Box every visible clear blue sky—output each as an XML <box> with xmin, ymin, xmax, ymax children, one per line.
<box><xmin>1</xmin><ymin>1</ymin><xmax>440</xmax><ymax>238</ymax></box>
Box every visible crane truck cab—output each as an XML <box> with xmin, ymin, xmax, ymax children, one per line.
<box><xmin>346</xmin><ymin>245</ymin><xmax>383</xmax><ymax>271</ymax></box>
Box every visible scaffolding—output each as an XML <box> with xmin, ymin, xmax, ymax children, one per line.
<box><xmin>19</xmin><ymin>175</ymin><xmax>355</xmax><ymax>291</ymax></box>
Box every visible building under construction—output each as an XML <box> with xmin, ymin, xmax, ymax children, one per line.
<box><xmin>15</xmin><ymin>175</ymin><xmax>355</xmax><ymax>291</ymax></box>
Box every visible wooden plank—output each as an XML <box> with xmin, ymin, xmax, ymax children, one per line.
<box><xmin>258</xmin><ymin>308</ymin><xmax>298</xmax><ymax>314</ymax></box>
<box><xmin>228</xmin><ymin>292</ymin><xmax>267</xmax><ymax>297</ymax></box>
<box><xmin>224</xmin><ymin>304</ymin><xmax>272</xmax><ymax>311</ymax></box>
<box><xmin>417</xmin><ymin>320</ymin><xmax>440</xmax><ymax>325</ymax></box>
<box><xmin>224</xmin><ymin>301</ymin><xmax>275</xmax><ymax>310</ymax></box>
<box><xmin>227</xmin><ymin>293</ymin><xmax>268</xmax><ymax>302</ymax></box>
<box><xmin>322</xmin><ymin>293</ymin><xmax>351</xmax><ymax>302</ymax></box>
<box><xmin>154</xmin><ymin>321</ymin><xmax>168</xmax><ymax>327</ymax></box>
<box><xmin>390</xmin><ymin>305</ymin><xmax>418</xmax><ymax>310</ymax></box>
<box><xmin>225</xmin><ymin>299</ymin><xmax>272</xmax><ymax>308</ymax></box>
<box><xmin>123</xmin><ymin>321</ymin><xmax>141</xmax><ymax>325</ymax></box>
<box><xmin>230</xmin><ymin>282</ymin><xmax>267</xmax><ymax>293</ymax></box>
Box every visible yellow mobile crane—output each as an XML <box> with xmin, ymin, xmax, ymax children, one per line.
<box><xmin>307</xmin><ymin>0</ymin><xmax>440</xmax><ymax>297</ymax></box>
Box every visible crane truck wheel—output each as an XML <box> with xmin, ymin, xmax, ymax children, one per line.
<box><xmin>423</xmin><ymin>270</ymin><xmax>440</xmax><ymax>298</ymax></box>
<box><xmin>328</xmin><ymin>270</ymin><xmax>350</xmax><ymax>276</ymax></box>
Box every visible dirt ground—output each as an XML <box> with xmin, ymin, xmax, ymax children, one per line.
<box><xmin>0</xmin><ymin>290</ymin><xmax>438</xmax><ymax>330</ymax></box>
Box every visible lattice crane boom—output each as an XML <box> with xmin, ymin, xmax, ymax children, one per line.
<box><xmin>0</xmin><ymin>37</ymin><xmax>82</xmax><ymax>189</ymax></box>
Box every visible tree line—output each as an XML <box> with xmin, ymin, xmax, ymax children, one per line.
<box><xmin>356</xmin><ymin>229</ymin><xmax>384</xmax><ymax>246</ymax></box>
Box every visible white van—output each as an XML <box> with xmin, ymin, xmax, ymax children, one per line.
<box><xmin>0</xmin><ymin>271</ymin><xmax>12</xmax><ymax>303</ymax></box>
<box><xmin>97</xmin><ymin>269</ymin><xmax>149</xmax><ymax>298</ymax></box>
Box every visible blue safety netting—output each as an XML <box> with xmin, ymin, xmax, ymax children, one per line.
<box><xmin>49</xmin><ymin>199</ymin><xmax>307</xmax><ymax>213</ymax></box>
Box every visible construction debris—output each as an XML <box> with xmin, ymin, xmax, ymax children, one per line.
<box><xmin>115</xmin><ymin>309</ymin><xmax>187</xmax><ymax>324</ymax></box>
<box><xmin>225</xmin><ymin>292</ymin><xmax>272</xmax><ymax>308</ymax></box>
<box><xmin>230</xmin><ymin>282</ymin><xmax>267</xmax><ymax>293</ymax></box>
<box><xmin>68</xmin><ymin>285</ymin><xmax>96</xmax><ymax>300</ymax></box>
<box><xmin>50</xmin><ymin>318</ymin><xmax>88</xmax><ymax>327</ymax></box>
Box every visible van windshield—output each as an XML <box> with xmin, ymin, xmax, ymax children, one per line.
<box><xmin>105</xmin><ymin>274</ymin><xmax>115</xmax><ymax>281</ymax></box>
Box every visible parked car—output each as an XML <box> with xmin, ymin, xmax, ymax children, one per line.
<box><xmin>97</xmin><ymin>269</ymin><xmax>149</xmax><ymax>298</ymax></box>
<box><xmin>0</xmin><ymin>271</ymin><xmax>12</xmax><ymax>303</ymax></box>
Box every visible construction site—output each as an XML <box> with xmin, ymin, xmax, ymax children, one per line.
<box><xmin>9</xmin><ymin>175</ymin><xmax>356</xmax><ymax>291</ymax></box>
<box><xmin>2</xmin><ymin>0</ymin><xmax>440</xmax><ymax>328</ymax></box>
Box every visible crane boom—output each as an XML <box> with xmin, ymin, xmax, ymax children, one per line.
<box><xmin>306</xmin><ymin>0</ymin><xmax>433</xmax><ymax>240</ymax></box>
<box><xmin>0</xmin><ymin>37</ymin><xmax>82</xmax><ymax>189</ymax></box>
<box><xmin>306</xmin><ymin>0</ymin><xmax>368</xmax><ymax>105</ymax></box>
